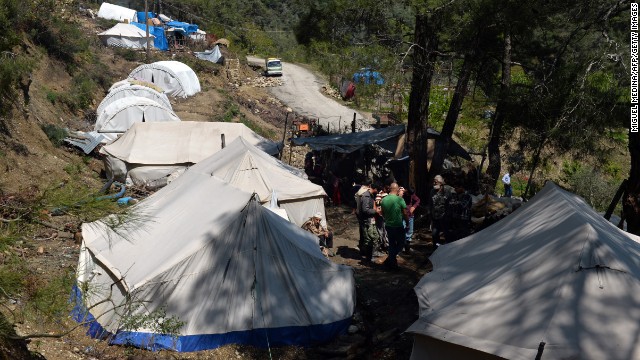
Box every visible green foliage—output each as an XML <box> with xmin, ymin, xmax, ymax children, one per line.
<box><xmin>566</xmin><ymin>166</ymin><xmax>618</xmax><ymax>211</ymax></box>
<box><xmin>0</xmin><ymin>256</ymin><xmax>27</xmax><ymax>298</ymax></box>
<box><xmin>120</xmin><ymin>305</ymin><xmax>184</xmax><ymax>338</ymax></box>
<box><xmin>40</xmin><ymin>124</ymin><xmax>68</xmax><ymax>147</ymax></box>
<box><xmin>427</xmin><ymin>87</ymin><xmax>452</xmax><ymax>130</ymax></box>
<box><xmin>114</xmin><ymin>48</ymin><xmax>140</xmax><ymax>62</ymax></box>
<box><xmin>28</xmin><ymin>15</ymin><xmax>91</xmax><ymax>68</ymax></box>
<box><xmin>26</xmin><ymin>270</ymin><xmax>75</xmax><ymax>323</ymax></box>
<box><xmin>63</xmin><ymin>162</ymin><xmax>83</xmax><ymax>176</ymax></box>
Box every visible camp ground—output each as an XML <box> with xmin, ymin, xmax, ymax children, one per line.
<box><xmin>407</xmin><ymin>182</ymin><xmax>640</xmax><ymax>360</ymax></box>
<box><xmin>73</xmin><ymin>173</ymin><xmax>354</xmax><ymax>352</ymax></box>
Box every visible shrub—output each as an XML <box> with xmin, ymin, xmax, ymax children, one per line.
<box><xmin>40</xmin><ymin>124</ymin><xmax>67</xmax><ymax>147</ymax></box>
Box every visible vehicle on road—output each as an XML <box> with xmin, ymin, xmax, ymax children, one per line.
<box><xmin>265</xmin><ymin>57</ymin><xmax>283</xmax><ymax>76</ymax></box>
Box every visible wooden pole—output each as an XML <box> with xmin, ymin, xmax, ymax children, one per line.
<box><xmin>145</xmin><ymin>0</ymin><xmax>150</xmax><ymax>62</ymax></box>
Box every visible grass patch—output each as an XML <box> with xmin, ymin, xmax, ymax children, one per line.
<box><xmin>40</xmin><ymin>124</ymin><xmax>68</xmax><ymax>147</ymax></box>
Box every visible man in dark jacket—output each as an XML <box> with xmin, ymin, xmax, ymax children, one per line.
<box><xmin>358</xmin><ymin>179</ymin><xmax>379</xmax><ymax>263</ymax></box>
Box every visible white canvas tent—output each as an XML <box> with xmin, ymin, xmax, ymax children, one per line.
<box><xmin>182</xmin><ymin>137</ymin><xmax>326</xmax><ymax>226</ymax></box>
<box><xmin>128</xmin><ymin>61</ymin><xmax>201</xmax><ymax>98</ymax></box>
<box><xmin>73</xmin><ymin>176</ymin><xmax>355</xmax><ymax>352</ymax></box>
<box><xmin>97</xmin><ymin>2</ymin><xmax>137</xmax><ymax>23</ymax></box>
<box><xmin>94</xmin><ymin>96</ymin><xmax>180</xmax><ymax>143</ymax></box>
<box><xmin>194</xmin><ymin>45</ymin><xmax>223</xmax><ymax>64</ymax></box>
<box><xmin>99</xmin><ymin>121</ymin><xmax>283</xmax><ymax>188</ymax></box>
<box><xmin>98</xmin><ymin>23</ymin><xmax>152</xmax><ymax>49</ymax></box>
<box><xmin>97</xmin><ymin>84</ymin><xmax>171</xmax><ymax>115</ymax></box>
<box><xmin>407</xmin><ymin>182</ymin><xmax>640</xmax><ymax>360</ymax></box>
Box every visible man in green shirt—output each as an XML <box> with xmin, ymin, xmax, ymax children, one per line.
<box><xmin>380</xmin><ymin>182</ymin><xmax>409</xmax><ymax>269</ymax></box>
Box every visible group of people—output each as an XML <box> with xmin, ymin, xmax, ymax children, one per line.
<box><xmin>354</xmin><ymin>179</ymin><xmax>420</xmax><ymax>269</ymax></box>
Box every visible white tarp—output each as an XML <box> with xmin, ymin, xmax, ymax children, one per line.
<box><xmin>98</xmin><ymin>23</ymin><xmax>152</xmax><ymax>49</ymax></box>
<box><xmin>128</xmin><ymin>61</ymin><xmax>201</xmax><ymax>98</ymax></box>
<box><xmin>99</xmin><ymin>121</ymin><xmax>283</xmax><ymax>187</ymax></box>
<box><xmin>182</xmin><ymin>137</ymin><xmax>326</xmax><ymax>226</ymax></box>
<box><xmin>75</xmin><ymin>176</ymin><xmax>354</xmax><ymax>352</ymax></box>
<box><xmin>97</xmin><ymin>84</ymin><xmax>171</xmax><ymax>115</ymax></box>
<box><xmin>194</xmin><ymin>45</ymin><xmax>223</xmax><ymax>64</ymax></box>
<box><xmin>408</xmin><ymin>181</ymin><xmax>640</xmax><ymax>360</ymax></box>
<box><xmin>97</xmin><ymin>2</ymin><xmax>137</xmax><ymax>23</ymax></box>
<box><xmin>94</xmin><ymin>96</ymin><xmax>180</xmax><ymax>143</ymax></box>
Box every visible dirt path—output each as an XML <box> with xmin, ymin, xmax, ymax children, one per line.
<box><xmin>246</xmin><ymin>56</ymin><xmax>372</xmax><ymax>132</ymax></box>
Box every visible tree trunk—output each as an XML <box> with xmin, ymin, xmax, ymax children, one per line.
<box><xmin>486</xmin><ymin>31</ymin><xmax>511</xmax><ymax>192</ymax></box>
<box><xmin>523</xmin><ymin>133</ymin><xmax>547</xmax><ymax>199</ymax></box>
<box><xmin>428</xmin><ymin>51</ymin><xmax>474</xmax><ymax>181</ymax></box>
<box><xmin>624</xmin><ymin>131</ymin><xmax>640</xmax><ymax>235</ymax></box>
<box><xmin>407</xmin><ymin>14</ymin><xmax>438</xmax><ymax>201</ymax></box>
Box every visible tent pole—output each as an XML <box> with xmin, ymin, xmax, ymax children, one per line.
<box><xmin>145</xmin><ymin>0</ymin><xmax>150</xmax><ymax>62</ymax></box>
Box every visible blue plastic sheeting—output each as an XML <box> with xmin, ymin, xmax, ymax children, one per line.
<box><xmin>353</xmin><ymin>68</ymin><xmax>384</xmax><ymax>85</ymax></box>
<box><xmin>130</xmin><ymin>22</ymin><xmax>169</xmax><ymax>51</ymax></box>
<box><xmin>70</xmin><ymin>285</ymin><xmax>351</xmax><ymax>352</ymax></box>
<box><xmin>136</xmin><ymin>11</ymin><xmax>154</xmax><ymax>23</ymax></box>
<box><xmin>167</xmin><ymin>20</ymin><xmax>199</xmax><ymax>34</ymax></box>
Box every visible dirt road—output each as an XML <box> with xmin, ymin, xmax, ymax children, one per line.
<box><xmin>246</xmin><ymin>56</ymin><xmax>372</xmax><ymax>132</ymax></box>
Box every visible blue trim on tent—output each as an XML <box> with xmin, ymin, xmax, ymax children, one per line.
<box><xmin>130</xmin><ymin>22</ymin><xmax>169</xmax><ymax>51</ymax></box>
<box><xmin>166</xmin><ymin>21</ymin><xmax>199</xmax><ymax>34</ymax></box>
<box><xmin>70</xmin><ymin>284</ymin><xmax>351</xmax><ymax>352</ymax></box>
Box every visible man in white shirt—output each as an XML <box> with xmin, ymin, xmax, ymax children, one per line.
<box><xmin>502</xmin><ymin>171</ymin><xmax>512</xmax><ymax>198</ymax></box>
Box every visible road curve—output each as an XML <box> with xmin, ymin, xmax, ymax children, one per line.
<box><xmin>247</xmin><ymin>56</ymin><xmax>371</xmax><ymax>132</ymax></box>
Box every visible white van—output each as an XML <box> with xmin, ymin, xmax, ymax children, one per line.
<box><xmin>265</xmin><ymin>58</ymin><xmax>283</xmax><ymax>76</ymax></box>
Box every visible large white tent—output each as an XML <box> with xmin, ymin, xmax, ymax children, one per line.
<box><xmin>128</xmin><ymin>61</ymin><xmax>201</xmax><ymax>98</ymax></box>
<box><xmin>98</xmin><ymin>23</ymin><xmax>152</xmax><ymax>49</ymax></box>
<box><xmin>407</xmin><ymin>182</ymin><xmax>640</xmax><ymax>360</ymax></box>
<box><xmin>94</xmin><ymin>96</ymin><xmax>180</xmax><ymax>143</ymax></box>
<box><xmin>74</xmin><ymin>176</ymin><xmax>355</xmax><ymax>352</ymax></box>
<box><xmin>97</xmin><ymin>84</ymin><xmax>171</xmax><ymax>115</ymax></box>
<box><xmin>97</xmin><ymin>2</ymin><xmax>138</xmax><ymax>23</ymax></box>
<box><xmin>100</xmin><ymin>121</ymin><xmax>283</xmax><ymax>188</ymax></box>
<box><xmin>181</xmin><ymin>137</ymin><xmax>326</xmax><ymax>226</ymax></box>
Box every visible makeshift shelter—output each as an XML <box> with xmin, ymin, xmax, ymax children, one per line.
<box><xmin>94</xmin><ymin>96</ymin><xmax>180</xmax><ymax>143</ymax></box>
<box><xmin>97</xmin><ymin>23</ymin><xmax>152</xmax><ymax>49</ymax></box>
<box><xmin>129</xmin><ymin>61</ymin><xmax>201</xmax><ymax>98</ymax></box>
<box><xmin>292</xmin><ymin>124</ymin><xmax>406</xmax><ymax>154</ymax></box>
<box><xmin>184</xmin><ymin>137</ymin><xmax>327</xmax><ymax>227</ymax></box>
<box><xmin>130</xmin><ymin>22</ymin><xmax>169</xmax><ymax>51</ymax></box>
<box><xmin>97</xmin><ymin>84</ymin><xmax>172</xmax><ymax>116</ymax></box>
<box><xmin>97</xmin><ymin>2</ymin><xmax>137</xmax><ymax>22</ymax></box>
<box><xmin>353</xmin><ymin>68</ymin><xmax>384</xmax><ymax>85</ymax></box>
<box><xmin>407</xmin><ymin>181</ymin><xmax>640</xmax><ymax>360</ymax></box>
<box><xmin>74</xmin><ymin>177</ymin><xmax>355</xmax><ymax>352</ymax></box>
<box><xmin>100</xmin><ymin>121</ymin><xmax>283</xmax><ymax>187</ymax></box>
<box><xmin>194</xmin><ymin>45</ymin><xmax>223</xmax><ymax>64</ymax></box>
<box><xmin>166</xmin><ymin>20</ymin><xmax>199</xmax><ymax>35</ymax></box>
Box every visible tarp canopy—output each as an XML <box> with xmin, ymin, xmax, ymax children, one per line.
<box><xmin>97</xmin><ymin>84</ymin><xmax>171</xmax><ymax>115</ymax></box>
<box><xmin>130</xmin><ymin>22</ymin><xmax>169</xmax><ymax>51</ymax></box>
<box><xmin>166</xmin><ymin>20</ymin><xmax>199</xmax><ymax>34</ymax></box>
<box><xmin>292</xmin><ymin>124</ymin><xmax>406</xmax><ymax>153</ymax></box>
<box><xmin>129</xmin><ymin>61</ymin><xmax>201</xmax><ymax>98</ymax></box>
<box><xmin>97</xmin><ymin>2</ymin><xmax>137</xmax><ymax>22</ymax></box>
<box><xmin>74</xmin><ymin>177</ymin><xmax>354</xmax><ymax>352</ymax></box>
<box><xmin>194</xmin><ymin>45</ymin><xmax>223</xmax><ymax>64</ymax></box>
<box><xmin>184</xmin><ymin>137</ymin><xmax>326</xmax><ymax>226</ymax></box>
<box><xmin>98</xmin><ymin>23</ymin><xmax>152</xmax><ymax>49</ymax></box>
<box><xmin>94</xmin><ymin>96</ymin><xmax>180</xmax><ymax>143</ymax></box>
<box><xmin>353</xmin><ymin>68</ymin><xmax>384</xmax><ymax>85</ymax></box>
<box><xmin>407</xmin><ymin>181</ymin><xmax>640</xmax><ymax>360</ymax></box>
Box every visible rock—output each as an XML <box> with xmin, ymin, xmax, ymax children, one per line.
<box><xmin>347</xmin><ymin>325</ymin><xmax>359</xmax><ymax>334</ymax></box>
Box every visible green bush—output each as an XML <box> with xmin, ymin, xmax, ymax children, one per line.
<box><xmin>40</xmin><ymin>124</ymin><xmax>68</xmax><ymax>147</ymax></box>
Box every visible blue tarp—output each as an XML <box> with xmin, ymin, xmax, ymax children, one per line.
<box><xmin>131</xmin><ymin>22</ymin><xmax>168</xmax><ymax>51</ymax></box>
<box><xmin>167</xmin><ymin>20</ymin><xmax>199</xmax><ymax>34</ymax></box>
<box><xmin>136</xmin><ymin>11</ymin><xmax>155</xmax><ymax>23</ymax></box>
<box><xmin>353</xmin><ymin>68</ymin><xmax>384</xmax><ymax>85</ymax></box>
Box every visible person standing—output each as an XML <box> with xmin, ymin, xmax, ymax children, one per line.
<box><xmin>380</xmin><ymin>183</ymin><xmax>409</xmax><ymax>269</ymax></box>
<box><xmin>447</xmin><ymin>180</ymin><xmax>473</xmax><ymax>242</ymax></box>
<box><xmin>430</xmin><ymin>175</ymin><xmax>451</xmax><ymax>245</ymax></box>
<box><xmin>374</xmin><ymin>182</ymin><xmax>389</xmax><ymax>252</ymax></box>
<box><xmin>502</xmin><ymin>171</ymin><xmax>512</xmax><ymax>198</ymax></box>
<box><xmin>358</xmin><ymin>180</ymin><xmax>379</xmax><ymax>263</ymax></box>
<box><xmin>402</xmin><ymin>186</ymin><xmax>420</xmax><ymax>252</ymax></box>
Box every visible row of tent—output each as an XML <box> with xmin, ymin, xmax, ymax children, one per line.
<box><xmin>97</xmin><ymin>2</ymin><xmax>206</xmax><ymax>51</ymax></box>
